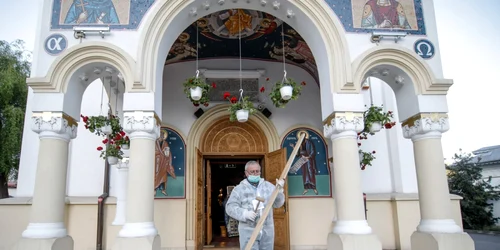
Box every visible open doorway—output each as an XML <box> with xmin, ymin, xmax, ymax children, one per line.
<box><xmin>205</xmin><ymin>159</ymin><xmax>261</xmax><ymax>248</ymax></box>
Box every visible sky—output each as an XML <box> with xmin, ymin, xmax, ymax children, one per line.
<box><xmin>0</xmin><ymin>1</ymin><xmax>498</xmax><ymax>162</ymax></box>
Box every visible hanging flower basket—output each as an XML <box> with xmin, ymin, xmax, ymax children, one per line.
<box><xmin>369</xmin><ymin>122</ymin><xmax>382</xmax><ymax>133</ymax></box>
<box><xmin>236</xmin><ymin>109</ymin><xmax>249</xmax><ymax>122</ymax></box>
<box><xmin>268</xmin><ymin>78</ymin><xmax>303</xmax><ymax>108</ymax></box>
<box><xmin>362</xmin><ymin>105</ymin><xmax>396</xmax><ymax>135</ymax></box>
<box><xmin>82</xmin><ymin>114</ymin><xmax>129</xmax><ymax>163</ymax></box>
<box><xmin>224</xmin><ymin>92</ymin><xmax>257</xmax><ymax>122</ymax></box>
<box><xmin>182</xmin><ymin>76</ymin><xmax>214</xmax><ymax>107</ymax></box>
<box><xmin>81</xmin><ymin>114</ymin><xmax>121</xmax><ymax>137</ymax></box>
<box><xmin>107</xmin><ymin>156</ymin><xmax>119</xmax><ymax>165</ymax></box>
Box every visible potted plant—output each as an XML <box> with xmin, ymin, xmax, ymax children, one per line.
<box><xmin>224</xmin><ymin>92</ymin><xmax>257</xmax><ymax>122</ymax></box>
<box><xmin>81</xmin><ymin>114</ymin><xmax>121</xmax><ymax>136</ymax></box>
<box><xmin>114</xmin><ymin>131</ymin><xmax>130</xmax><ymax>150</ymax></box>
<box><xmin>97</xmin><ymin>144</ymin><xmax>123</xmax><ymax>165</ymax></box>
<box><xmin>268</xmin><ymin>78</ymin><xmax>303</xmax><ymax>108</ymax></box>
<box><xmin>183</xmin><ymin>76</ymin><xmax>214</xmax><ymax>107</ymax></box>
<box><xmin>363</xmin><ymin>105</ymin><xmax>395</xmax><ymax>134</ymax></box>
<box><xmin>359</xmin><ymin>149</ymin><xmax>376</xmax><ymax>170</ymax></box>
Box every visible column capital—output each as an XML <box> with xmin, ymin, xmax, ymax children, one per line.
<box><xmin>323</xmin><ymin>112</ymin><xmax>364</xmax><ymax>140</ymax></box>
<box><xmin>31</xmin><ymin>112</ymin><xmax>77</xmax><ymax>141</ymax></box>
<box><xmin>122</xmin><ymin>111</ymin><xmax>161</xmax><ymax>140</ymax></box>
<box><xmin>401</xmin><ymin>113</ymin><xmax>449</xmax><ymax>140</ymax></box>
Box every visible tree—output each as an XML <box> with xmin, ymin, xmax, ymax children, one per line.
<box><xmin>446</xmin><ymin>149</ymin><xmax>500</xmax><ymax>230</ymax></box>
<box><xmin>0</xmin><ymin>40</ymin><xmax>30</xmax><ymax>198</ymax></box>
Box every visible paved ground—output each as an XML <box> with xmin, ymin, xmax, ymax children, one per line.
<box><xmin>469</xmin><ymin>233</ymin><xmax>500</xmax><ymax>250</ymax></box>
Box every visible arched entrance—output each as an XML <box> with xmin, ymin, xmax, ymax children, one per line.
<box><xmin>136</xmin><ymin>0</ymin><xmax>352</xmax><ymax>120</ymax></box>
<box><xmin>187</xmin><ymin>105</ymin><xmax>281</xmax><ymax>248</ymax></box>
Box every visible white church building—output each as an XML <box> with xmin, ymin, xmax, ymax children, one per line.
<box><xmin>0</xmin><ymin>0</ymin><xmax>475</xmax><ymax>250</ymax></box>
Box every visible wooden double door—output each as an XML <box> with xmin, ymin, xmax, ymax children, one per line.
<box><xmin>196</xmin><ymin>148</ymin><xmax>290</xmax><ymax>250</ymax></box>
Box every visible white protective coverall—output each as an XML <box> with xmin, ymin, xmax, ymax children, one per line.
<box><xmin>225</xmin><ymin>178</ymin><xmax>285</xmax><ymax>250</ymax></box>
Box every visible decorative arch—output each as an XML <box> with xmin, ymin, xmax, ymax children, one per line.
<box><xmin>351</xmin><ymin>45</ymin><xmax>452</xmax><ymax>95</ymax></box>
<box><xmin>200</xmin><ymin>118</ymin><xmax>268</xmax><ymax>154</ymax></box>
<box><xmin>27</xmin><ymin>41</ymin><xmax>137</xmax><ymax>93</ymax></box>
<box><xmin>184</xmin><ymin>104</ymin><xmax>279</xmax><ymax>241</ymax></box>
<box><xmin>135</xmin><ymin>0</ymin><xmax>353</xmax><ymax>120</ymax></box>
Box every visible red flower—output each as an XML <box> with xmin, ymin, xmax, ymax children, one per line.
<box><xmin>358</xmin><ymin>143</ymin><xmax>361</xmax><ymax>146</ymax></box>
<box><xmin>223</xmin><ymin>92</ymin><xmax>231</xmax><ymax>99</ymax></box>
<box><xmin>212</xmin><ymin>82</ymin><xmax>216</xmax><ymax>88</ymax></box>
<box><xmin>204</xmin><ymin>103</ymin><xmax>209</xmax><ymax>107</ymax></box>
<box><xmin>125</xmin><ymin>136</ymin><xmax>129</xmax><ymax>141</ymax></box>
<box><xmin>230</xmin><ymin>96</ymin><xmax>237</xmax><ymax>103</ymax></box>
<box><xmin>361</xmin><ymin>164</ymin><xmax>366</xmax><ymax>170</ymax></box>
<box><xmin>194</xmin><ymin>103</ymin><xmax>199</xmax><ymax>107</ymax></box>
<box><xmin>116</xmin><ymin>146</ymin><xmax>121</xmax><ymax>150</ymax></box>
<box><xmin>388</xmin><ymin>111</ymin><xmax>393</xmax><ymax>115</ymax></box>
<box><xmin>114</xmin><ymin>134</ymin><xmax>122</xmax><ymax>141</ymax></box>
<box><xmin>260</xmin><ymin>86</ymin><xmax>265</xmax><ymax>93</ymax></box>
<box><xmin>384</xmin><ymin>123</ymin><xmax>392</xmax><ymax>129</ymax></box>
<box><xmin>102</xmin><ymin>139</ymin><xmax>109</xmax><ymax>144</ymax></box>
<box><xmin>372</xmin><ymin>151</ymin><xmax>376</xmax><ymax>154</ymax></box>
<box><xmin>301</xmin><ymin>81</ymin><xmax>306</xmax><ymax>86</ymax></box>
<box><xmin>119</xmin><ymin>131</ymin><xmax>126</xmax><ymax>136</ymax></box>
<box><xmin>266</xmin><ymin>77</ymin><xmax>270</xmax><ymax>81</ymax></box>
<box><xmin>85</xmin><ymin>125</ymin><xmax>88</xmax><ymax>129</ymax></box>
<box><xmin>97</xmin><ymin>146</ymin><xmax>103</xmax><ymax>151</ymax></box>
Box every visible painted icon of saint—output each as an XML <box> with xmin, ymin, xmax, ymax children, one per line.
<box><xmin>64</xmin><ymin>0</ymin><xmax>120</xmax><ymax>25</ymax></box>
<box><xmin>154</xmin><ymin>130</ymin><xmax>176</xmax><ymax>196</ymax></box>
<box><xmin>360</xmin><ymin>0</ymin><xmax>411</xmax><ymax>29</ymax></box>
<box><xmin>290</xmin><ymin>131</ymin><xmax>318</xmax><ymax>195</ymax></box>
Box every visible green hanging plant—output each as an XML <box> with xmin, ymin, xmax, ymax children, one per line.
<box><xmin>224</xmin><ymin>92</ymin><xmax>257</xmax><ymax>122</ymax></box>
<box><xmin>182</xmin><ymin>76</ymin><xmax>214</xmax><ymax>107</ymax></box>
<box><xmin>268</xmin><ymin>77</ymin><xmax>304</xmax><ymax>108</ymax></box>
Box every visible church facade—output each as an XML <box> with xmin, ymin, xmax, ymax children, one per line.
<box><xmin>0</xmin><ymin>1</ymin><xmax>475</xmax><ymax>250</ymax></box>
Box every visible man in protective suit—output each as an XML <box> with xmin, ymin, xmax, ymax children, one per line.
<box><xmin>225</xmin><ymin>161</ymin><xmax>285</xmax><ymax>250</ymax></box>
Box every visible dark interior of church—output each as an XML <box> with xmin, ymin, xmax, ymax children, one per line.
<box><xmin>208</xmin><ymin>160</ymin><xmax>252</xmax><ymax>245</ymax></box>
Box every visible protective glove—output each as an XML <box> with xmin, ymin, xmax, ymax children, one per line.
<box><xmin>244</xmin><ymin>210</ymin><xmax>257</xmax><ymax>222</ymax></box>
<box><xmin>276</xmin><ymin>178</ymin><xmax>285</xmax><ymax>193</ymax></box>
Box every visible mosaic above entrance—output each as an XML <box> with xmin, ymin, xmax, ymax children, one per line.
<box><xmin>326</xmin><ymin>0</ymin><xmax>426</xmax><ymax>35</ymax></box>
<box><xmin>166</xmin><ymin>9</ymin><xmax>319</xmax><ymax>82</ymax></box>
<box><xmin>50</xmin><ymin>0</ymin><xmax>155</xmax><ymax>30</ymax></box>
<box><xmin>50</xmin><ymin>0</ymin><xmax>425</xmax><ymax>35</ymax></box>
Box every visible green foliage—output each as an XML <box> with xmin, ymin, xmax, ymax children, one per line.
<box><xmin>268</xmin><ymin>78</ymin><xmax>302</xmax><ymax>108</ymax></box>
<box><xmin>447</xmin><ymin>150</ymin><xmax>500</xmax><ymax>230</ymax></box>
<box><xmin>359</xmin><ymin>149</ymin><xmax>376</xmax><ymax>170</ymax></box>
<box><xmin>182</xmin><ymin>76</ymin><xmax>213</xmax><ymax>106</ymax></box>
<box><xmin>357</xmin><ymin>105</ymin><xmax>395</xmax><ymax>169</ymax></box>
<box><xmin>82</xmin><ymin>114</ymin><xmax>128</xmax><ymax>160</ymax></box>
<box><xmin>363</xmin><ymin>105</ymin><xmax>395</xmax><ymax>134</ymax></box>
<box><xmin>0</xmin><ymin>40</ymin><xmax>30</xmax><ymax>187</ymax></box>
<box><xmin>227</xmin><ymin>96</ymin><xmax>257</xmax><ymax>122</ymax></box>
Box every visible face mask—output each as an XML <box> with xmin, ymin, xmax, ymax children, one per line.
<box><xmin>248</xmin><ymin>175</ymin><xmax>261</xmax><ymax>183</ymax></box>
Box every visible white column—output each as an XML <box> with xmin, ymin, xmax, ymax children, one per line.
<box><xmin>402</xmin><ymin>113</ymin><xmax>461</xmax><ymax>233</ymax></box>
<box><xmin>324</xmin><ymin>112</ymin><xmax>372</xmax><ymax>234</ymax></box>
<box><xmin>15</xmin><ymin>112</ymin><xmax>77</xmax><ymax>249</ymax></box>
<box><xmin>403</xmin><ymin>113</ymin><xmax>474</xmax><ymax>250</ymax></box>
<box><xmin>112</xmin><ymin>157</ymin><xmax>129</xmax><ymax>226</ymax></box>
<box><xmin>324</xmin><ymin>112</ymin><xmax>382</xmax><ymax>250</ymax></box>
<box><xmin>113</xmin><ymin>111</ymin><xmax>161</xmax><ymax>250</ymax></box>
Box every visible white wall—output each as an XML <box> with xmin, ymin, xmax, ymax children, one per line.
<box><xmin>359</xmin><ymin>78</ymin><xmax>418</xmax><ymax>193</ymax></box>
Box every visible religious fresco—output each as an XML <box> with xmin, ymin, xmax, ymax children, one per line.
<box><xmin>50</xmin><ymin>0</ymin><xmax>155</xmax><ymax>30</ymax></box>
<box><xmin>154</xmin><ymin>127</ymin><xmax>185</xmax><ymax>198</ymax></box>
<box><xmin>166</xmin><ymin>9</ymin><xmax>319</xmax><ymax>82</ymax></box>
<box><xmin>325</xmin><ymin>0</ymin><xmax>426</xmax><ymax>35</ymax></box>
<box><xmin>281</xmin><ymin>128</ymin><xmax>331</xmax><ymax>197</ymax></box>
